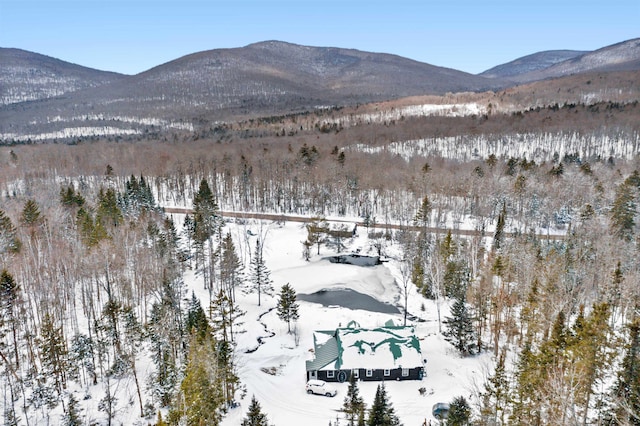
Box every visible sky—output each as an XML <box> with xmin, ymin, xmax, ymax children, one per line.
<box><xmin>1</xmin><ymin>0</ymin><xmax>638</xmax><ymax>76</ymax></box>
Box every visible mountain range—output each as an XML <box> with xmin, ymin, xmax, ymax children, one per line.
<box><xmin>1</xmin><ymin>38</ymin><xmax>639</xmax><ymax>142</ymax></box>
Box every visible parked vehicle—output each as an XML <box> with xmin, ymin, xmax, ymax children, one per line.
<box><xmin>305</xmin><ymin>379</ymin><xmax>337</xmax><ymax>397</ymax></box>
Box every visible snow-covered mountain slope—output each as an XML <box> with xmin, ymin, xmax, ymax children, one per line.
<box><xmin>0</xmin><ymin>48</ymin><xmax>126</xmax><ymax>105</ymax></box>
<box><xmin>479</xmin><ymin>50</ymin><xmax>587</xmax><ymax>79</ymax></box>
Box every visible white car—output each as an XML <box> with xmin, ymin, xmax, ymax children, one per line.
<box><xmin>306</xmin><ymin>379</ymin><xmax>337</xmax><ymax>397</ymax></box>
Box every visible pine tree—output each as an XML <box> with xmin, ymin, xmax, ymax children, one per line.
<box><xmin>39</xmin><ymin>313</ymin><xmax>68</xmax><ymax>395</ymax></box>
<box><xmin>613</xmin><ymin>315</ymin><xmax>640</xmax><ymax>425</ymax></box>
<box><xmin>60</xmin><ymin>184</ymin><xmax>85</xmax><ymax>208</ymax></box>
<box><xmin>367</xmin><ymin>383</ymin><xmax>400</xmax><ymax>426</ymax></box>
<box><xmin>20</xmin><ymin>198</ymin><xmax>43</xmax><ymax>226</ymax></box>
<box><xmin>210</xmin><ymin>289</ymin><xmax>233</xmax><ymax>343</ymax></box>
<box><xmin>442</xmin><ymin>294</ymin><xmax>476</xmax><ymax>356</ymax></box>
<box><xmin>220</xmin><ymin>232</ymin><xmax>243</xmax><ymax>306</ymax></box>
<box><xmin>342</xmin><ymin>374</ymin><xmax>365</xmax><ymax>426</ymax></box>
<box><xmin>413</xmin><ymin>195</ymin><xmax>432</xmax><ymax>228</ymax></box>
<box><xmin>570</xmin><ymin>302</ymin><xmax>611</xmax><ymax>423</ymax></box>
<box><xmin>248</xmin><ymin>239</ymin><xmax>274</xmax><ymax>306</ymax></box>
<box><xmin>276</xmin><ymin>283</ymin><xmax>299</xmax><ymax>333</ymax></box>
<box><xmin>0</xmin><ymin>209</ymin><xmax>20</xmax><ymax>254</ymax></box>
<box><xmin>178</xmin><ymin>334</ymin><xmax>224</xmax><ymax>426</ymax></box>
<box><xmin>0</xmin><ymin>269</ymin><xmax>20</xmax><ymax>369</ymax></box>
<box><xmin>96</xmin><ymin>187</ymin><xmax>123</xmax><ymax>228</ymax></box>
<box><xmin>192</xmin><ymin>178</ymin><xmax>221</xmax><ymax>244</ymax></box>
<box><xmin>480</xmin><ymin>351</ymin><xmax>509</xmax><ymax>425</ymax></box>
<box><xmin>610</xmin><ymin>180</ymin><xmax>637</xmax><ymax>241</ymax></box>
<box><xmin>511</xmin><ymin>338</ymin><xmax>540</xmax><ymax>425</ymax></box>
<box><xmin>186</xmin><ymin>292</ymin><xmax>210</xmax><ymax>342</ymax></box>
<box><xmin>447</xmin><ymin>396</ymin><xmax>471</xmax><ymax>426</ymax></box>
<box><xmin>121</xmin><ymin>305</ymin><xmax>145</xmax><ymax>417</ymax></box>
<box><xmin>241</xmin><ymin>395</ymin><xmax>270</xmax><ymax>426</ymax></box>
<box><xmin>216</xmin><ymin>338</ymin><xmax>239</xmax><ymax>408</ymax></box>
<box><xmin>147</xmin><ymin>277</ymin><xmax>184</xmax><ymax>407</ymax></box>
<box><xmin>61</xmin><ymin>393</ymin><xmax>83</xmax><ymax>426</ymax></box>
<box><xmin>69</xmin><ymin>333</ymin><xmax>96</xmax><ymax>387</ymax></box>
<box><xmin>492</xmin><ymin>202</ymin><xmax>507</xmax><ymax>251</ymax></box>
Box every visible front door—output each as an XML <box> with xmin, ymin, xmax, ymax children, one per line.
<box><xmin>310</xmin><ymin>370</ymin><xmax>317</xmax><ymax>379</ymax></box>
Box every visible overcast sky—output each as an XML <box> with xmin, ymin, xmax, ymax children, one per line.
<box><xmin>1</xmin><ymin>0</ymin><xmax>638</xmax><ymax>75</ymax></box>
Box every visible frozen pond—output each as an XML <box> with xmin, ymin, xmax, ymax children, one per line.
<box><xmin>298</xmin><ymin>288</ymin><xmax>400</xmax><ymax>314</ymax></box>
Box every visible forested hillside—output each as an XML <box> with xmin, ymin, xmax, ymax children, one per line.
<box><xmin>1</xmin><ymin>107</ymin><xmax>639</xmax><ymax>424</ymax></box>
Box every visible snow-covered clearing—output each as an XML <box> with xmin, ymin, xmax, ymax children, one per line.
<box><xmin>177</xmin><ymin>217</ymin><xmax>493</xmax><ymax>425</ymax></box>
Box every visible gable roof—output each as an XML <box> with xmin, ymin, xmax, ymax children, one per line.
<box><xmin>306</xmin><ymin>326</ymin><xmax>423</xmax><ymax>371</ymax></box>
<box><xmin>306</xmin><ymin>331</ymin><xmax>339</xmax><ymax>371</ymax></box>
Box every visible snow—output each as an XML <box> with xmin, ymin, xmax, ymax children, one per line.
<box><xmin>187</xmin><ymin>218</ymin><xmax>494</xmax><ymax>426</ymax></box>
<box><xmin>334</xmin><ymin>327</ymin><xmax>423</xmax><ymax>370</ymax></box>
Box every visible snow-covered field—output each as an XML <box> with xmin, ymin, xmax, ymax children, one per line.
<box><xmin>178</xmin><ymin>218</ymin><xmax>493</xmax><ymax>425</ymax></box>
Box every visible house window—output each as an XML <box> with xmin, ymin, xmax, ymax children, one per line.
<box><xmin>402</xmin><ymin>368</ymin><xmax>409</xmax><ymax>377</ymax></box>
<box><xmin>327</xmin><ymin>370</ymin><xmax>335</xmax><ymax>379</ymax></box>
<box><xmin>384</xmin><ymin>369</ymin><xmax>390</xmax><ymax>376</ymax></box>
<box><xmin>366</xmin><ymin>369</ymin><xmax>373</xmax><ymax>377</ymax></box>
<box><xmin>353</xmin><ymin>369</ymin><xmax>359</xmax><ymax>378</ymax></box>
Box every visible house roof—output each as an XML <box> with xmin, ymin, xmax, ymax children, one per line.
<box><xmin>306</xmin><ymin>331</ymin><xmax>339</xmax><ymax>371</ymax></box>
<box><xmin>306</xmin><ymin>326</ymin><xmax>423</xmax><ymax>371</ymax></box>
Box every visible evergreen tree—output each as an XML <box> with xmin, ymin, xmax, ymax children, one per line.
<box><xmin>511</xmin><ymin>338</ymin><xmax>540</xmax><ymax>425</ymax></box>
<box><xmin>367</xmin><ymin>383</ymin><xmax>400</xmax><ymax>426</ymax></box>
<box><xmin>447</xmin><ymin>396</ymin><xmax>471</xmax><ymax>426</ymax></box>
<box><xmin>220</xmin><ymin>232</ymin><xmax>243</xmax><ymax>305</ymax></box>
<box><xmin>177</xmin><ymin>334</ymin><xmax>224</xmax><ymax>426</ymax></box>
<box><xmin>216</xmin><ymin>338</ymin><xmax>239</xmax><ymax>408</ymax></box>
<box><xmin>39</xmin><ymin>313</ymin><xmax>68</xmax><ymax>395</ymax></box>
<box><xmin>0</xmin><ymin>269</ymin><xmax>20</xmax><ymax>369</ymax></box>
<box><xmin>147</xmin><ymin>276</ymin><xmax>184</xmax><ymax>407</ymax></box>
<box><xmin>570</xmin><ymin>302</ymin><xmax>611</xmax><ymax>423</ymax></box>
<box><xmin>210</xmin><ymin>289</ymin><xmax>233</xmax><ymax>343</ymax></box>
<box><xmin>0</xmin><ymin>209</ymin><xmax>21</xmax><ymax>254</ymax></box>
<box><xmin>96</xmin><ymin>187</ymin><xmax>123</xmax><ymax>228</ymax></box>
<box><xmin>119</xmin><ymin>174</ymin><xmax>157</xmax><ymax>216</ymax></box>
<box><xmin>241</xmin><ymin>395</ymin><xmax>270</xmax><ymax>426</ymax></box>
<box><xmin>613</xmin><ymin>315</ymin><xmax>640</xmax><ymax>425</ymax></box>
<box><xmin>442</xmin><ymin>294</ymin><xmax>476</xmax><ymax>356</ymax></box>
<box><xmin>276</xmin><ymin>283</ymin><xmax>299</xmax><ymax>333</ymax></box>
<box><xmin>192</xmin><ymin>178</ymin><xmax>221</xmax><ymax>244</ymax></box>
<box><xmin>413</xmin><ymin>195</ymin><xmax>432</xmax><ymax>228</ymax></box>
<box><xmin>610</xmin><ymin>180</ymin><xmax>637</xmax><ymax>241</ymax></box>
<box><xmin>186</xmin><ymin>292</ymin><xmax>210</xmax><ymax>342</ymax></box>
<box><xmin>342</xmin><ymin>374</ymin><xmax>365</xmax><ymax>426</ymax></box>
<box><xmin>60</xmin><ymin>184</ymin><xmax>85</xmax><ymax>208</ymax></box>
<box><xmin>20</xmin><ymin>198</ymin><xmax>43</xmax><ymax>226</ymax></box>
<box><xmin>3</xmin><ymin>405</ymin><xmax>19</xmax><ymax>426</ymax></box>
<box><xmin>480</xmin><ymin>351</ymin><xmax>509</xmax><ymax>425</ymax></box>
<box><xmin>492</xmin><ymin>202</ymin><xmax>507</xmax><ymax>251</ymax></box>
<box><xmin>443</xmin><ymin>259</ymin><xmax>471</xmax><ymax>300</ymax></box>
<box><xmin>69</xmin><ymin>333</ymin><xmax>96</xmax><ymax>387</ymax></box>
<box><xmin>248</xmin><ymin>239</ymin><xmax>274</xmax><ymax>306</ymax></box>
<box><xmin>61</xmin><ymin>393</ymin><xmax>83</xmax><ymax>426</ymax></box>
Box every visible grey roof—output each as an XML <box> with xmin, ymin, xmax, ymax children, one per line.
<box><xmin>305</xmin><ymin>331</ymin><xmax>339</xmax><ymax>371</ymax></box>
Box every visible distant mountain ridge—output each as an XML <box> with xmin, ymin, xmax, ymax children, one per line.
<box><xmin>0</xmin><ymin>41</ymin><xmax>502</xmax><ymax>140</ymax></box>
<box><xmin>1</xmin><ymin>38</ymin><xmax>639</xmax><ymax>142</ymax></box>
<box><xmin>0</xmin><ymin>48</ymin><xmax>125</xmax><ymax>105</ymax></box>
<box><xmin>492</xmin><ymin>38</ymin><xmax>640</xmax><ymax>83</ymax></box>
<box><xmin>479</xmin><ymin>50</ymin><xmax>588</xmax><ymax>79</ymax></box>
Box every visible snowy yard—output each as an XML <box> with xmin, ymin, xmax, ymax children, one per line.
<box><xmin>174</xmin><ymin>218</ymin><xmax>494</xmax><ymax>425</ymax></box>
